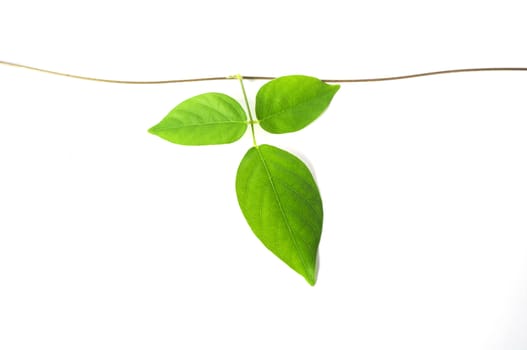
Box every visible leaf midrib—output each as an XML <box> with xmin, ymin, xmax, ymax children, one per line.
<box><xmin>256</xmin><ymin>147</ymin><xmax>311</xmax><ymax>277</ymax></box>
<box><xmin>152</xmin><ymin>120</ymin><xmax>247</xmax><ymax>131</ymax></box>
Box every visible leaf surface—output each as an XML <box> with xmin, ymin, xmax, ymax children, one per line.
<box><xmin>149</xmin><ymin>92</ymin><xmax>247</xmax><ymax>145</ymax></box>
<box><xmin>236</xmin><ymin>144</ymin><xmax>323</xmax><ymax>285</ymax></box>
<box><xmin>255</xmin><ymin>75</ymin><xmax>340</xmax><ymax>134</ymax></box>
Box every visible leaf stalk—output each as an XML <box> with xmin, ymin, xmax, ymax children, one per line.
<box><xmin>236</xmin><ymin>74</ymin><xmax>258</xmax><ymax>147</ymax></box>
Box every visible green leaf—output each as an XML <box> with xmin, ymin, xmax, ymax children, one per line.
<box><xmin>148</xmin><ymin>92</ymin><xmax>248</xmax><ymax>145</ymax></box>
<box><xmin>236</xmin><ymin>144</ymin><xmax>323</xmax><ymax>285</ymax></box>
<box><xmin>255</xmin><ymin>75</ymin><xmax>340</xmax><ymax>134</ymax></box>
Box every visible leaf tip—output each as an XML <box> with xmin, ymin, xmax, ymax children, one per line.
<box><xmin>306</xmin><ymin>276</ymin><xmax>317</xmax><ymax>286</ymax></box>
<box><xmin>304</xmin><ymin>265</ymin><xmax>318</xmax><ymax>286</ymax></box>
<box><xmin>329</xmin><ymin>83</ymin><xmax>341</xmax><ymax>95</ymax></box>
<box><xmin>147</xmin><ymin>125</ymin><xmax>159</xmax><ymax>135</ymax></box>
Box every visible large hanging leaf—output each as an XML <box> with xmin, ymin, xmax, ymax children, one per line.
<box><xmin>149</xmin><ymin>92</ymin><xmax>248</xmax><ymax>145</ymax></box>
<box><xmin>255</xmin><ymin>75</ymin><xmax>340</xmax><ymax>134</ymax></box>
<box><xmin>236</xmin><ymin>144</ymin><xmax>323</xmax><ymax>285</ymax></box>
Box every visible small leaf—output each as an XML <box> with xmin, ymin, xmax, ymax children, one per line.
<box><xmin>149</xmin><ymin>92</ymin><xmax>248</xmax><ymax>145</ymax></box>
<box><xmin>255</xmin><ymin>75</ymin><xmax>340</xmax><ymax>134</ymax></box>
<box><xmin>236</xmin><ymin>144</ymin><xmax>323</xmax><ymax>285</ymax></box>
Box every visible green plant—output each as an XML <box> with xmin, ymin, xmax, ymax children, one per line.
<box><xmin>148</xmin><ymin>75</ymin><xmax>340</xmax><ymax>285</ymax></box>
<box><xmin>3</xmin><ymin>60</ymin><xmax>526</xmax><ymax>285</ymax></box>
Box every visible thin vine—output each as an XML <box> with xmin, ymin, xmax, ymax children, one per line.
<box><xmin>1</xmin><ymin>60</ymin><xmax>526</xmax><ymax>84</ymax></box>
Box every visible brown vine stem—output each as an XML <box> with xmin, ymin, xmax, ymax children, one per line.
<box><xmin>1</xmin><ymin>60</ymin><xmax>527</xmax><ymax>84</ymax></box>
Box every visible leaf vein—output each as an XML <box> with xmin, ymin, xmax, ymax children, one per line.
<box><xmin>275</xmin><ymin>181</ymin><xmax>322</xmax><ymax>224</ymax></box>
<box><xmin>190</xmin><ymin>98</ymin><xmax>244</xmax><ymax>121</ymax></box>
<box><xmin>256</xmin><ymin>148</ymin><xmax>311</xmax><ymax>275</ymax></box>
<box><xmin>259</xmin><ymin>89</ymin><xmax>336</xmax><ymax>122</ymax></box>
<box><xmin>152</xmin><ymin>120</ymin><xmax>246</xmax><ymax>131</ymax></box>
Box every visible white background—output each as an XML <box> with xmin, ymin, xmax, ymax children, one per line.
<box><xmin>1</xmin><ymin>1</ymin><xmax>527</xmax><ymax>349</ymax></box>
